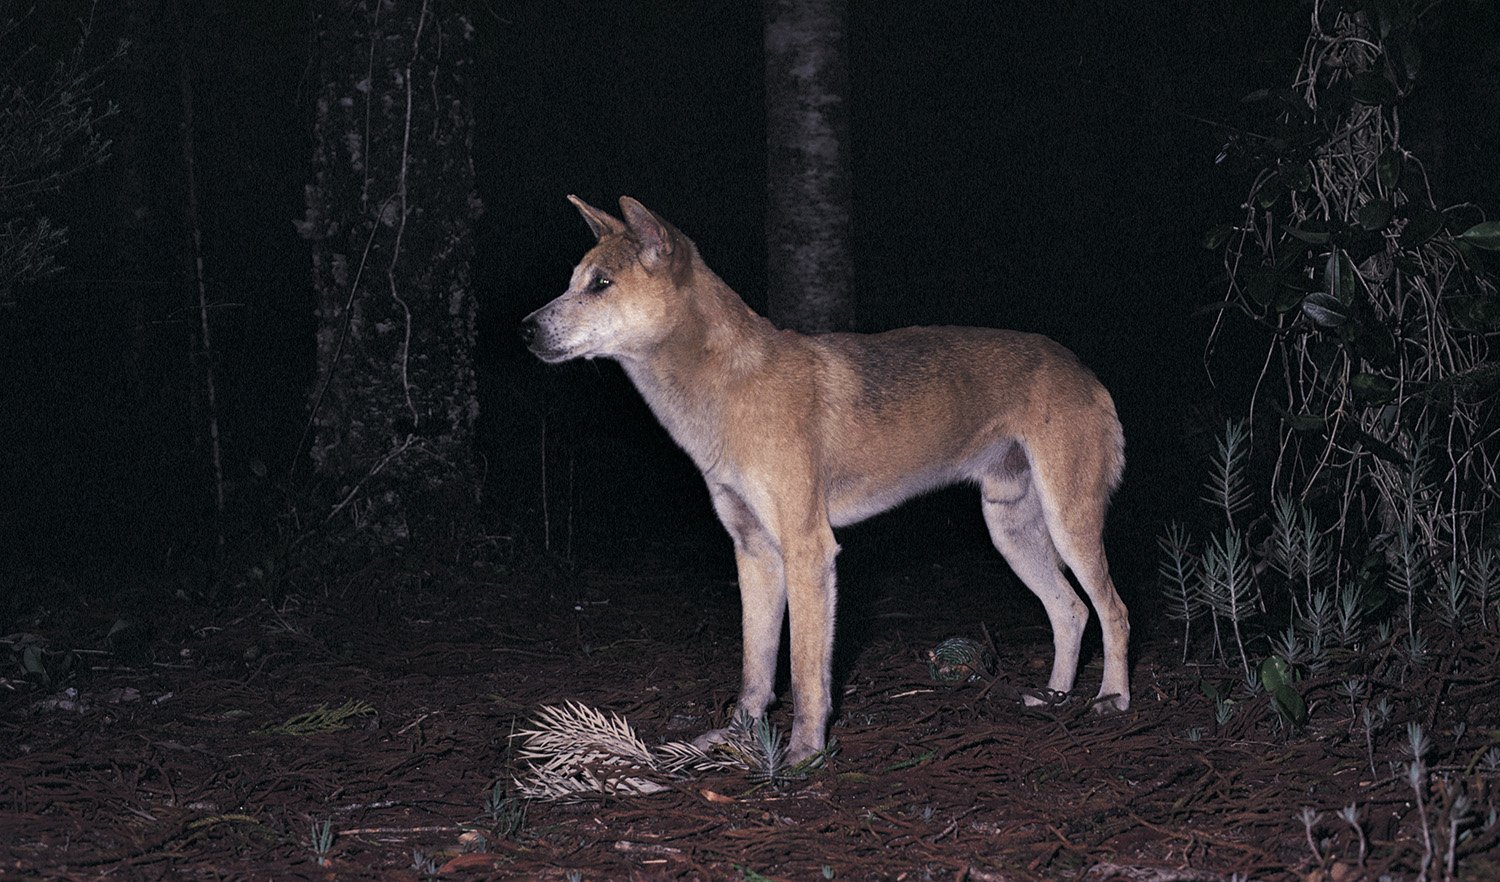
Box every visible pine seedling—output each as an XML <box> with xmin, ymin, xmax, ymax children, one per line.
<box><xmin>1446</xmin><ymin>790</ymin><xmax>1471</xmax><ymax>882</ymax></box>
<box><xmin>1270</xmin><ymin>494</ymin><xmax>1327</xmax><ymax>588</ymax></box>
<box><xmin>1200</xmin><ymin>527</ymin><xmax>1257</xmax><ymax>681</ymax></box>
<box><xmin>1335</xmin><ymin>580</ymin><xmax>1365</xmax><ymax>647</ymax></box>
<box><xmin>1303</xmin><ymin>587</ymin><xmax>1333</xmax><ymax>668</ymax></box>
<box><xmin>1438</xmin><ymin>558</ymin><xmax>1465</xmax><ymax>628</ymax></box>
<box><xmin>1204</xmin><ymin>419</ymin><xmax>1252</xmax><ymax>528</ymax></box>
<box><xmin>1387</xmin><ymin>524</ymin><xmax>1426</xmax><ymax>636</ymax></box>
<box><xmin>1270</xmin><ymin>494</ymin><xmax>1300</xmax><ymax>581</ymax></box>
<box><xmin>743</xmin><ymin>715</ymin><xmax>790</xmax><ymax>786</ymax></box>
<box><xmin>712</xmin><ymin>712</ymin><xmax>829</xmax><ymax>788</ymax></box>
<box><xmin>1270</xmin><ymin>623</ymin><xmax>1305</xmax><ymax>669</ymax></box>
<box><xmin>1158</xmin><ymin>522</ymin><xmax>1201</xmax><ymax>662</ymax></box>
<box><xmin>411</xmin><ymin>849</ymin><xmax>438</xmax><ymax>876</ymax></box>
<box><xmin>1361</xmin><ymin>697</ymin><xmax>1391</xmax><ymax>780</ymax></box>
<box><xmin>1399</xmin><ymin>422</ymin><xmax>1439</xmax><ymax>528</ymax></box>
<box><xmin>1297</xmin><ymin>807</ymin><xmax>1323</xmax><ymax>865</ymax></box>
<box><xmin>1466</xmin><ymin>549</ymin><xmax>1496</xmax><ymax>630</ymax></box>
<box><xmin>1401</xmin><ymin>627</ymin><xmax>1429</xmax><ymax>675</ymax></box>
<box><xmin>1339</xmin><ymin>679</ymin><xmax>1362</xmax><ymax>724</ymax></box>
<box><xmin>1408</xmin><ymin>757</ymin><xmax>1434</xmax><ymax>882</ymax></box>
<box><xmin>1337</xmin><ymin>803</ymin><xmax>1367</xmax><ymax>867</ymax></box>
<box><xmin>309</xmin><ymin>819</ymin><xmax>335</xmax><ymax>867</ymax></box>
<box><xmin>1214</xmin><ymin>693</ymin><xmax>1235</xmax><ymax>726</ymax></box>
<box><xmin>482</xmin><ymin>782</ymin><xmax>527</xmax><ymax>838</ymax></box>
<box><xmin>1405</xmin><ymin>721</ymin><xmax>1430</xmax><ymax>764</ymax></box>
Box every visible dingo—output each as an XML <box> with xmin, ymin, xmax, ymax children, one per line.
<box><xmin>522</xmin><ymin>196</ymin><xmax>1130</xmax><ymax>762</ymax></box>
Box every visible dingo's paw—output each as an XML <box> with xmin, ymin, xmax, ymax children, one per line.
<box><xmin>1091</xmin><ymin>692</ymin><xmax>1130</xmax><ymax>714</ymax></box>
<box><xmin>1021</xmin><ymin>688</ymin><xmax>1069</xmax><ymax>707</ymax></box>
<box><xmin>786</xmin><ymin>737</ymin><xmax>824</xmax><ymax>768</ymax></box>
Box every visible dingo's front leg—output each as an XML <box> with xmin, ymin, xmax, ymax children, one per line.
<box><xmin>695</xmin><ymin>486</ymin><xmax>787</xmax><ymax>751</ymax></box>
<box><xmin>728</xmin><ymin>543</ymin><xmax>785</xmax><ymax>721</ymax></box>
<box><xmin>782</xmin><ymin>524</ymin><xmax>838</xmax><ymax>764</ymax></box>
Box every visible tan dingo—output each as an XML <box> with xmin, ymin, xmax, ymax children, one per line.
<box><xmin>522</xmin><ymin>196</ymin><xmax>1130</xmax><ymax>762</ymax></box>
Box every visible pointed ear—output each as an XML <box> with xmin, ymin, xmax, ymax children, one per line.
<box><xmin>567</xmin><ymin>194</ymin><xmax>625</xmax><ymax>241</ymax></box>
<box><xmin>619</xmin><ymin>196</ymin><xmax>674</xmax><ymax>265</ymax></box>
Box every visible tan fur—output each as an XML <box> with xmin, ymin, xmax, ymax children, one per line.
<box><xmin>523</xmin><ymin>196</ymin><xmax>1131</xmax><ymax>762</ymax></box>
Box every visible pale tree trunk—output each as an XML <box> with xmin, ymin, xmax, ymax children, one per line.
<box><xmin>297</xmin><ymin>0</ymin><xmax>481</xmax><ymax>548</ymax></box>
<box><xmin>765</xmin><ymin>0</ymin><xmax>853</xmax><ymax>333</ymax></box>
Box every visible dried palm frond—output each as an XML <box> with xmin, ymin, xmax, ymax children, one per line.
<box><xmin>514</xmin><ymin>701</ymin><xmax>719</xmax><ymax>800</ymax></box>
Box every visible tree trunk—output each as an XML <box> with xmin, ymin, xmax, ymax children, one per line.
<box><xmin>175</xmin><ymin>0</ymin><xmax>226</xmax><ymax>560</ymax></box>
<box><xmin>765</xmin><ymin>0</ymin><xmax>853</xmax><ymax>334</ymax></box>
<box><xmin>298</xmin><ymin>0</ymin><xmax>480</xmax><ymax>548</ymax></box>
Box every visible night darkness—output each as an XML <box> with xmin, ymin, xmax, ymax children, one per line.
<box><xmin>5</xmin><ymin>2</ymin><xmax>1500</xmax><ymax>877</ymax></box>
<box><xmin>8</xmin><ymin>1</ymin><xmax>1308</xmax><ymax>581</ymax></box>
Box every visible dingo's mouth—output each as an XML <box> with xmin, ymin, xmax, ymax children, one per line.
<box><xmin>528</xmin><ymin>343</ymin><xmax>577</xmax><ymax>364</ymax></box>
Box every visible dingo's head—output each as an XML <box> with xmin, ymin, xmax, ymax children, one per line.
<box><xmin>522</xmin><ymin>195</ymin><xmax>691</xmax><ymax>364</ymax></box>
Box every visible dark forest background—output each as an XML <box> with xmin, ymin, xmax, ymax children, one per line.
<box><xmin>2</xmin><ymin>0</ymin><xmax>1497</xmax><ymax>613</ymax></box>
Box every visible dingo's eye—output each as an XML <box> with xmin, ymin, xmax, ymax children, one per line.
<box><xmin>589</xmin><ymin>276</ymin><xmax>612</xmax><ymax>293</ymax></box>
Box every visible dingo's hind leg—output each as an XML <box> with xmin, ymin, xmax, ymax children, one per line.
<box><xmin>981</xmin><ymin>449</ymin><xmax>1087</xmax><ymax>704</ymax></box>
<box><xmin>1047</xmin><ymin>522</ymin><xmax>1131</xmax><ymax>712</ymax></box>
<box><xmin>1028</xmin><ymin>444</ymin><xmax>1132</xmax><ymax>713</ymax></box>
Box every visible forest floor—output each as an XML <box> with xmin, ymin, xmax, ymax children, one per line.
<box><xmin>3</xmin><ymin>537</ymin><xmax>1499</xmax><ymax>881</ymax></box>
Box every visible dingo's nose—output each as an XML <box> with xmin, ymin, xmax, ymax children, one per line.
<box><xmin>520</xmin><ymin>315</ymin><xmax>538</xmax><ymax>346</ymax></box>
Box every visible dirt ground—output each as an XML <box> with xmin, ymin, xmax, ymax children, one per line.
<box><xmin>4</xmin><ymin>539</ymin><xmax>1499</xmax><ymax>881</ymax></box>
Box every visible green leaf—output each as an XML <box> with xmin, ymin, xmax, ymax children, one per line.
<box><xmin>1259</xmin><ymin>655</ymin><xmax>1293</xmax><ymax>691</ymax></box>
<box><xmin>1203</xmin><ymin>222</ymin><xmax>1234</xmax><ymax>251</ymax></box>
<box><xmin>1254</xmin><ymin>180</ymin><xmax>1282</xmax><ymax>210</ymax></box>
<box><xmin>1274</xmin><ymin>284</ymin><xmax>1307</xmax><ymax>313</ymax></box>
<box><xmin>21</xmin><ymin>644</ymin><xmax>46</xmax><ymax>676</ymax></box>
<box><xmin>1400</xmin><ymin>209</ymin><xmax>1445</xmax><ymax>249</ymax></box>
<box><xmin>1356</xmin><ymin>200</ymin><xmax>1393</xmax><ymax>232</ymax></box>
<box><xmin>1457</xmin><ymin>220</ymin><xmax>1500</xmax><ymax>251</ymax></box>
<box><xmin>1350</xmin><ymin>372</ymin><xmax>1397</xmax><ymax>404</ymax></box>
<box><xmin>1350</xmin><ymin>71</ymin><xmax>1397</xmax><ymax>105</ymax></box>
<box><xmin>1285</xmin><ymin>412</ymin><xmax>1327</xmax><ymax>433</ymax></box>
<box><xmin>1270</xmin><ymin>399</ymin><xmax>1326</xmax><ymax>432</ymax></box>
<box><xmin>1302</xmin><ymin>291</ymin><xmax>1346</xmax><ymax>327</ymax></box>
<box><xmin>1286</xmin><ymin>226</ymin><xmax>1330</xmax><ymax>245</ymax></box>
<box><xmin>1325</xmin><ymin>249</ymin><xmax>1358</xmax><ymax>303</ymax></box>
<box><xmin>1377</xmin><ymin>149</ymin><xmax>1404</xmax><ymax>190</ymax></box>
<box><xmin>1259</xmin><ymin>656</ymin><xmax>1308</xmax><ymax>727</ymax></box>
